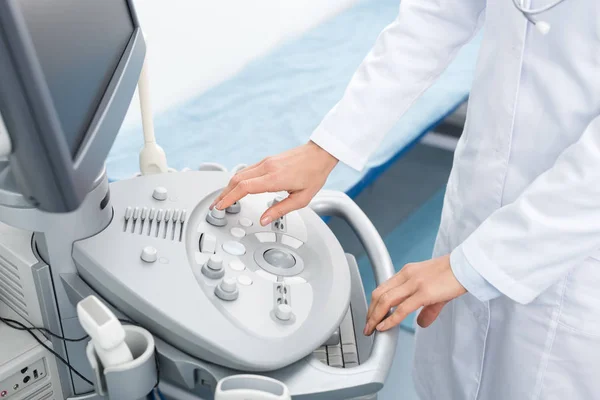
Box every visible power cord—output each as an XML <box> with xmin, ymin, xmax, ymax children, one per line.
<box><xmin>0</xmin><ymin>315</ymin><xmax>161</xmax><ymax>391</ymax></box>
<box><xmin>0</xmin><ymin>315</ymin><xmax>93</xmax><ymax>385</ymax></box>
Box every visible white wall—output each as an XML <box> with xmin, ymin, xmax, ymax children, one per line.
<box><xmin>123</xmin><ymin>0</ymin><xmax>358</xmax><ymax>129</ymax></box>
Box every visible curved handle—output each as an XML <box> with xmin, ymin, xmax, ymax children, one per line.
<box><xmin>304</xmin><ymin>190</ymin><xmax>398</xmax><ymax>394</ymax></box>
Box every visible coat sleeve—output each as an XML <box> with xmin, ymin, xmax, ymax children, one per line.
<box><xmin>310</xmin><ymin>0</ymin><xmax>487</xmax><ymax>171</ymax></box>
<box><xmin>452</xmin><ymin>114</ymin><xmax>600</xmax><ymax>304</ymax></box>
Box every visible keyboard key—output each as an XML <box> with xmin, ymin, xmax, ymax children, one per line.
<box><xmin>328</xmin><ymin>355</ymin><xmax>343</xmax><ymax>368</ymax></box>
<box><xmin>340</xmin><ymin>309</ymin><xmax>356</xmax><ymax>345</ymax></box>
<box><xmin>343</xmin><ymin>351</ymin><xmax>358</xmax><ymax>364</ymax></box>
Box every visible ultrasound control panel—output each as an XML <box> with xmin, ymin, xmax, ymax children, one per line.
<box><xmin>73</xmin><ymin>171</ymin><xmax>353</xmax><ymax>372</ymax></box>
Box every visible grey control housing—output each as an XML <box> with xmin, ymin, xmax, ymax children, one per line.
<box><xmin>73</xmin><ymin>171</ymin><xmax>352</xmax><ymax>372</ymax></box>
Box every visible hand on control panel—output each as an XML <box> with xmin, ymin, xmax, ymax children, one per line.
<box><xmin>210</xmin><ymin>141</ymin><xmax>338</xmax><ymax>226</ymax></box>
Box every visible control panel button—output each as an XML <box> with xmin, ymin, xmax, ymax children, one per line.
<box><xmin>153</xmin><ymin>187</ymin><xmax>168</xmax><ymax>201</ymax></box>
<box><xmin>200</xmin><ymin>233</ymin><xmax>217</xmax><ymax>253</ymax></box>
<box><xmin>229</xmin><ymin>260</ymin><xmax>246</xmax><ymax>271</ymax></box>
<box><xmin>202</xmin><ymin>255</ymin><xmax>225</xmax><ymax>279</ymax></box>
<box><xmin>226</xmin><ymin>202</ymin><xmax>241</xmax><ymax>214</ymax></box>
<box><xmin>212</xmin><ymin>208</ymin><xmax>226</xmax><ymax>218</ymax></box>
<box><xmin>284</xmin><ymin>276</ymin><xmax>307</xmax><ymax>285</ymax></box>
<box><xmin>237</xmin><ymin>275</ymin><xmax>253</xmax><ymax>286</ymax></box>
<box><xmin>223</xmin><ymin>241</ymin><xmax>246</xmax><ymax>256</ymax></box>
<box><xmin>206</xmin><ymin>207</ymin><xmax>227</xmax><ymax>227</ymax></box>
<box><xmin>255</xmin><ymin>232</ymin><xmax>276</xmax><ymax>243</ymax></box>
<box><xmin>275</xmin><ymin>304</ymin><xmax>292</xmax><ymax>321</ymax></box>
<box><xmin>256</xmin><ymin>269</ymin><xmax>278</xmax><ymax>282</ymax></box>
<box><xmin>141</xmin><ymin>246</ymin><xmax>157</xmax><ymax>263</ymax></box>
<box><xmin>281</xmin><ymin>234</ymin><xmax>303</xmax><ymax>249</ymax></box>
<box><xmin>239</xmin><ymin>217</ymin><xmax>253</xmax><ymax>227</ymax></box>
<box><xmin>207</xmin><ymin>255</ymin><xmax>223</xmax><ymax>270</ymax></box>
<box><xmin>230</xmin><ymin>227</ymin><xmax>246</xmax><ymax>238</ymax></box>
<box><xmin>220</xmin><ymin>277</ymin><xmax>237</xmax><ymax>292</ymax></box>
<box><xmin>215</xmin><ymin>278</ymin><xmax>239</xmax><ymax>301</ymax></box>
<box><xmin>264</xmin><ymin>248</ymin><xmax>296</xmax><ymax>269</ymax></box>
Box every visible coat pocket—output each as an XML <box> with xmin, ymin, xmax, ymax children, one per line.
<box><xmin>558</xmin><ymin>257</ymin><xmax>600</xmax><ymax>336</ymax></box>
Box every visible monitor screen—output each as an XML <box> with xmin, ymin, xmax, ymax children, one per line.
<box><xmin>18</xmin><ymin>0</ymin><xmax>134</xmax><ymax>157</ymax></box>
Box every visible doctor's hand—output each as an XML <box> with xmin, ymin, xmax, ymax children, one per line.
<box><xmin>210</xmin><ymin>141</ymin><xmax>338</xmax><ymax>226</ymax></box>
<box><xmin>364</xmin><ymin>255</ymin><xmax>466</xmax><ymax>335</ymax></box>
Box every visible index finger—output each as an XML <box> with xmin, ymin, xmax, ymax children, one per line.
<box><xmin>366</xmin><ymin>271</ymin><xmax>408</xmax><ymax>321</ymax></box>
<box><xmin>217</xmin><ymin>175</ymin><xmax>278</xmax><ymax>210</ymax></box>
<box><xmin>210</xmin><ymin>162</ymin><xmax>265</xmax><ymax>209</ymax></box>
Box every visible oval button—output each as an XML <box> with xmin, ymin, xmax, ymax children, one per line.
<box><xmin>223</xmin><ymin>241</ymin><xmax>246</xmax><ymax>256</ymax></box>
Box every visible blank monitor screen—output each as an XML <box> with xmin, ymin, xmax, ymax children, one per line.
<box><xmin>18</xmin><ymin>0</ymin><xmax>134</xmax><ymax>157</ymax></box>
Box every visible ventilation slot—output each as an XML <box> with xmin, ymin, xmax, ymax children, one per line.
<box><xmin>22</xmin><ymin>381</ymin><xmax>53</xmax><ymax>400</ymax></box>
<box><xmin>0</xmin><ymin>253</ymin><xmax>28</xmax><ymax>319</ymax></box>
<box><xmin>123</xmin><ymin>207</ymin><xmax>186</xmax><ymax>241</ymax></box>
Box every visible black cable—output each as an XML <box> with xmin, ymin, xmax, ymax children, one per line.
<box><xmin>0</xmin><ymin>316</ymin><xmax>93</xmax><ymax>385</ymax></box>
<box><xmin>0</xmin><ymin>315</ymin><xmax>161</xmax><ymax>392</ymax></box>
<box><xmin>0</xmin><ymin>315</ymin><xmax>88</xmax><ymax>342</ymax></box>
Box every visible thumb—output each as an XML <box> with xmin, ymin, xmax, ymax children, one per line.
<box><xmin>416</xmin><ymin>301</ymin><xmax>447</xmax><ymax>328</ymax></box>
<box><xmin>260</xmin><ymin>192</ymin><xmax>311</xmax><ymax>226</ymax></box>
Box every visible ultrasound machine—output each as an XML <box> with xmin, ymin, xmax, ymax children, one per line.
<box><xmin>0</xmin><ymin>1</ymin><xmax>398</xmax><ymax>399</ymax></box>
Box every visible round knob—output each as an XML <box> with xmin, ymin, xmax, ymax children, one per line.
<box><xmin>207</xmin><ymin>255</ymin><xmax>223</xmax><ymax>271</ymax></box>
<box><xmin>275</xmin><ymin>304</ymin><xmax>292</xmax><ymax>321</ymax></box>
<box><xmin>220</xmin><ymin>277</ymin><xmax>237</xmax><ymax>293</ymax></box>
<box><xmin>141</xmin><ymin>246</ymin><xmax>157</xmax><ymax>263</ymax></box>
<box><xmin>226</xmin><ymin>202</ymin><xmax>241</xmax><ymax>214</ymax></box>
<box><xmin>215</xmin><ymin>277</ymin><xmax>239</xmax><ymax>301</ymax></box>
<box><xmin>264</xmin><ymin>248</ymin><xmax>296</xmax><ymax>269</ymax></box>
<box><xmin>152</xmin><ymin>187</ymin><xmax>168</xmax><ymax>201</ymax></box>
<box><xmin>211</xmin><ymin>208</ymin><xmax>226</xmax><ymax>219</ymax></box>
<box><xmin>207</xmin><ymin>207</ymin><xmax>227</xmax><ymax>227</ymax></box>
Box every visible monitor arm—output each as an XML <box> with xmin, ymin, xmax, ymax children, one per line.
<box><xmin>138</xmin><ymin>53</ymin><xmax>169</xmax><ymax>175</ymax></box>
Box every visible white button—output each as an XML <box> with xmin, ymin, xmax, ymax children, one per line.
<box><xmin>285</xmin><ymin>276</ymin><xmax>307</xmax><ymax>285</ymax></box>
<box><xmin>141</xmin><ymin>246</ymin><xmax>157</xmax><ymax>263</ymax></box>
<box><xmin>220</xmin><ymin>277</ymin><xmax>238</xmax><ymax>293</ymax></box>
<box><xmin>153</xmin><ymin>187</ymin><xmax>168</xmax><ymax>201</ymax></box>
<box><xmin>223</xmin><ymin>241</ymin><xmax>246</xmax><ymax>256</ymax></box>
<box><xmin>230</xmin><ymin>227</ymin><xmax>246</xmax><ymax>238</ymax></box>
<box><xmin>237</xmin><ymin>275</ymin><xmax>253</xmax><ymax>286</ymax></box>
<box><xmin>255</xmin><ymin>269</ymin><xmax>278</xmax><ymax>282</ymax></box>
<box><xmin>281</xmin><ymin>235</ymin><xmax>303</xmax><ymax>249</ymax></box>
<box><xmin>211</xmin><ymin>208</ymin><xmax>226</xmax><ymax>219</ymax></box>
<box><xmin>239</xmin><ymin>217</ymin><xmax>253</xmax><ymax>227</ymax></box>
<box><xmin>200</xmin><ymin>233</ymin><xmax>217</xmax><ymax>253</ymax></box>
<box><xmin>256</xmin><ymin>232</ymin><xmax>276</xmax><ymax>243</ymax></box>
<box><xmin>195</xmin><ymin>252</ymin><xmax>209</xmax><ymax>266</ymax></box>
<box><xmin>229</xmin><ymin>260</ymin><xmax>246</xmax><ymax>271</ymax></box>
<box><xmin>207</xmin><ymin>254</ymin><xmax>224</xmax><ymax>270</ymax></box>
<box><xmin>275</xmin><ymin>304</ymin><xmax>292</xmax><ymax>321</ymax></box>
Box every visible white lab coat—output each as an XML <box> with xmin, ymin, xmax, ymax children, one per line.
<box><xmin>310</xmin><ymin>0</ymin><xmax>600</xmax><ymax>399</ymax></box>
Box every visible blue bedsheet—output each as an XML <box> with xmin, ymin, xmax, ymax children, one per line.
<box><xmin>107</xmin><ymin>0</ymin><xmax>480</xmax><ymax>193</ymax></box>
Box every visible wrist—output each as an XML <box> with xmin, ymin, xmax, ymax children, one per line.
<box><xmin>308</xmin><ymin>140</ymin><xmax>338</xmax><ymax>171</ymax></box>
